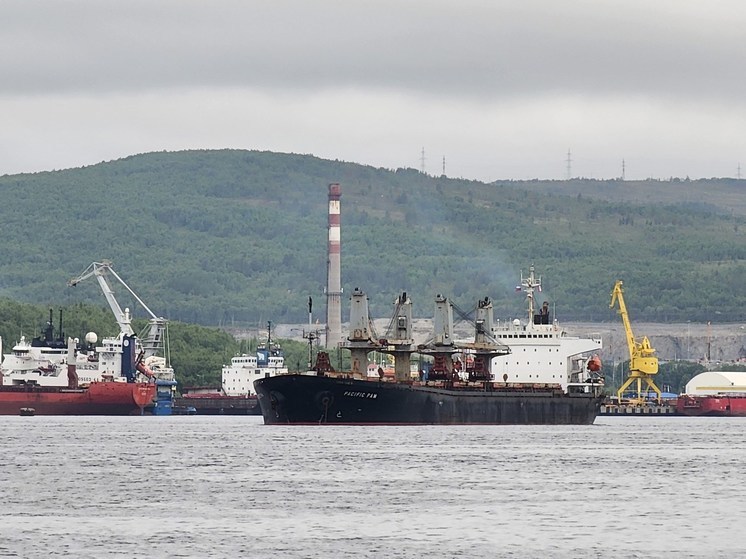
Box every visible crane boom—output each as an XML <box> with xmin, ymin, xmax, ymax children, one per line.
<box><xmin>68</xmin><ymin>261</ymin><xmax>170</xmax><ymax>364</ymax></box>
<box><xmin>68</xmin><ymin>261</ymin><xmax>134</xmax><ymax>336</ymax></box>
<box><xmin>609</xmin><ymin>280</ymin><xmax>661</xmax><ymax>404</ymax></box>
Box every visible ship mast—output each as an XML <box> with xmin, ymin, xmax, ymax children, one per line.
<box><xmin>521</xmin><ymin>265</ymin><xmax>542</xmax><ymax>324</ymax></box>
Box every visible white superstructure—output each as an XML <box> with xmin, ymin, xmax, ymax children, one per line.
<box><xmin>490</xmin><ymin>265</ymin><xmax>603</xmax><ymax>390</ymax></box>
<box><xmin>222</xmin><ymin>342</ymin><xmax>288</xmax><ymax>396</ymax></box>
<box><xmin>1</xmin><ymin>335</ymin><xmax>70</xmax><ymax>386</ymax></box>
<box><xmin>1</xmin><ymin>330</ymin><xmax>144</xmax><ymax>387</ymax></box>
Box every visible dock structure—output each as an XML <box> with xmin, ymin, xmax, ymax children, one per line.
<box><xmin>599</xmin><ymin>403</ymin><xmax>677</xmax><ymax>416</ymax></box>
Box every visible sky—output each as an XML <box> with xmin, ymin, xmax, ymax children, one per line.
<box><xmin>2</xmin><ymin>0</ymin><xmax>745</xmax><ymax>182</ymax></box>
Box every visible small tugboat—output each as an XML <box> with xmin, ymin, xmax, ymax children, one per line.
<box><xmin>255</xmin><ymin>273</ymin><xmax>604</xmax><ymax>425</ymax></box>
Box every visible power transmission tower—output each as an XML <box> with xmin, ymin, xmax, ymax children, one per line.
<box><xmin>622</xmin><ymin>159</ymin><xmax>626</xmax><ymax>181</ymax></box>
<box><xmin>565</xmin><ymin>149</ymin><xmax>572</xmax><ymax>180</ymax></box>
<box><xmin>420</xmin><ymin>147</ymin><xmax>426</xmax><ymax>174</ymax></box>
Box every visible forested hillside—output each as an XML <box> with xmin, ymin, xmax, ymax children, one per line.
<box><xmin>0</xmin><ymin>149</ymin><xmax>744</xmax><ymax>326</ymax></box>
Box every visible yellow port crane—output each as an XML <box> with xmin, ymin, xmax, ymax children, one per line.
<box><xmin>609</xmin><ymin>280</ymin><xmax>662</xmax><ymax>405</ymax></box>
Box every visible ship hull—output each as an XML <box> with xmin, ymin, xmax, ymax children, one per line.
<box><xmin>254</xmin><ymin>374</ymin><xmax>601</xmax><ymax>425</ymax></box>
<box><xmin>174</xmin><ymin>395</ymin><xmax>261</xmax><ymax>415</ymax></box>
<box><xmin>676</xmin><ymin>395</ymin><xmax>746</xmax><ymax>417</ymax></box>
<box><xmin>0</xmin><ymin>382</ymin><xmax>156</xmax><ymax>416</ymax></box>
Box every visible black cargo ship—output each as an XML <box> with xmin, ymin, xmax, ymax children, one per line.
<box><xmin>254</xmin><ymin>373</ymin><xmax>602</xmax><ymax>425</ymax></box>
<box><xmin>255</xmin><ymin>282</ymin><xmax>604</xmax><ymax>426</ymax></box>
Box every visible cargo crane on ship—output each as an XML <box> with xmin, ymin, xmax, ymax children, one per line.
<box><xmin>68</xmin><ymin>261</ymin><xmax>174</xmax><ymax>382</ymax></box>
<box><xmin>610</xmin><ymin>280</ymin><xmax>661</xmax><ymax>405</ymax></box>
<box><xmin>417</xmin><ymin>294</ymin><xmax>510</xmax><ymax>382</ymax></box>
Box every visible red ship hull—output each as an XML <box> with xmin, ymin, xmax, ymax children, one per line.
<box><xmin>676</xmin><ymin>394</ymin><xmax>746</xmax><ymax>416</ymax></box>
<box><xmin>0</xmin><ymin>381</ymin><xmax>157</xmax><ymax>415</ymax></box>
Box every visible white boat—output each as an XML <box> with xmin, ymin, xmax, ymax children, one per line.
<box><xmin>489</xmin><ymin>265</ymin><xmax>603</xmax><ymax>391</ymax></box>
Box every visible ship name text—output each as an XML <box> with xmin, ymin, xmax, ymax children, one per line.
<box><xmin>343</xmin><ymin>391</ymin><xmax>378</xmax><ymax>399</ymax></box>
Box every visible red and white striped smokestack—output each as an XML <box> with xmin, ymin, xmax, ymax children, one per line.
<box><xmin>326</xmin><ymin>183</ymin><xmax>343</xmax><ymax>348</ymax></box>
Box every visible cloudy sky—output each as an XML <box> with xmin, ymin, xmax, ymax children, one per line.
<box><xmin>2</xmin><ymin>0</ymin><xmax>745</xmax><ymax>182</ymax></box>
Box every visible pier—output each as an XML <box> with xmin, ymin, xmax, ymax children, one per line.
<box><xmin>599</xmin><ymin>403</ymin><xmax>678</xmax><ymax>416</ymax></box>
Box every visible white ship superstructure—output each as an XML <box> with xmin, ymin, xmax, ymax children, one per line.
<box><xmin>222</xmin><ymin>341</ymin><xmax>288</xmax><ymax>396</ymax></box>
<box><xmin>490</xmin><ymin>265</ymin><xmax>603</xmax><ymax>390</ymax></box>
<box><xmin>1</xmin><ymin>331</ymin><xmax>141</xmax><ymax>387</ymax></box>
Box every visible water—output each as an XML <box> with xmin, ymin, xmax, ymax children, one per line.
<box><xmin>1</xmin><ymin>416</ymin><xmax>744</xmax><ymax>558</ymax></box>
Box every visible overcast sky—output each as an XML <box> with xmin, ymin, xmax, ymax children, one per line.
<box><xmin>2</xmin><ymin>0</ymin><xmax>745</xmax><ymax>181</ymax></box>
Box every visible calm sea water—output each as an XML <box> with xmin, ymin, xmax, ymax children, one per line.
<box><xmin>0</xmin><ymin>415</ymin><xmax>744</xmax><ymax>558</ymax></box>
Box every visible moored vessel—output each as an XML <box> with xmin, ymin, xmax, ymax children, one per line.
<box><xmin>255</xmin><ymin>372</ymin><xmax>601</xmax><ymax>425</ymax></box>
<box><xmin>0</xmin><ymin>381</ymin><xmax>157</xmax><ymax>416</ymax></box>
<box><xmin>255</xmin><ymin>273</ymin><xmax>604</xmax><ymax>425</ymax></box>
<box><xmin>675</xmin><ymin>370</ymin><xmax>746</xmax><ymax>416</ymax></box>
<box><xmin>176</xmin><ymin>323</ymin><xmax>288</xmax><ymax>415</ymax></box>
<box><xmin>0</xmin><ymin>337</ymin><xmax>156</xmax><ymax>415</ymax></box>
<box><xmin>490</xmin><ymin>265</ymin><xmax>603</xmax><ymax>389</ymax></box>
<box><xmin>676</xmin><ymin>394</ymin><xmax>746</xmax><ymax>416</ymax></box>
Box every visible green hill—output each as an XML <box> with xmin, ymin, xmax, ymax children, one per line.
<box><xmin>1</xmin><ymin>149</ymin><xmax>744</xmax><ymax>325</ymax></box>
